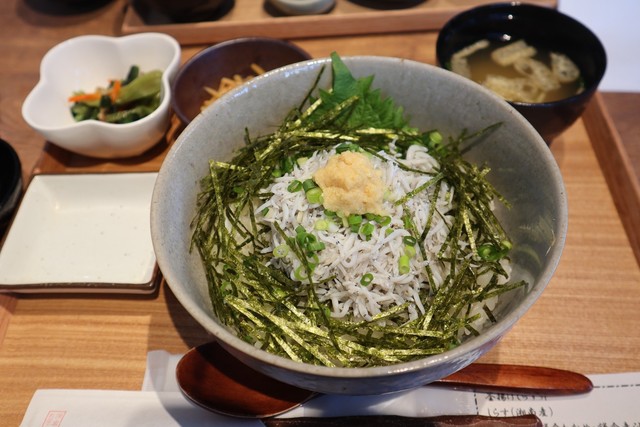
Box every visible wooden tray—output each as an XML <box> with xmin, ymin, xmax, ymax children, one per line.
<box><xmin>120</xmin><ymin>0</ymin><xmax>557</xmax><ymax>45</ymax></box>
<box><xmin>4</xmin><ymin>59</ymin><xmax>640</xmax><ymax>427</ymax></box>
<box><xmin>584</xmin><ymin>93</ymin><xmax>640</xmax><ymax>264</ymax></box>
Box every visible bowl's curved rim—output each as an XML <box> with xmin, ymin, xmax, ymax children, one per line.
<box><xmin>153</xmin><ymin>55</ymin><xmax>568</xmax><ymax>380</ymax></box>
<box><xmin>21</xmin><ymin>32</ymin><xmax>181</xmax><ymax>133</ymax></box>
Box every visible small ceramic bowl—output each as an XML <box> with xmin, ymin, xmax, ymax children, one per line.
<box><xmin>267</xmin><ymin>0</ymin><xmax>335</xmax><ymax>15</ymax></box>
<box><xmin>0</xmin><ymin>139</ymin><xmax>22</xmax><ymax>232</ymax></box>
<box><xmin>22</xmin><ymin>33</ymin><xmax>181</xmax><ymax>159</ymax></box>
<box><xmin>436</xmin><ymin>3</ymin><xmax>607</xmax><ymax>144</ymax></box>
<box><xmin>171</xmin><ymin>37</ymin><xmax>312</xmax><ymax>125</ymax></box>
<box><xmin>152</xmin><ymin>55</ymin><xmax>567</xmax><ymax>395</ymax></box>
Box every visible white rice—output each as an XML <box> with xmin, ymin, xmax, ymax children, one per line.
<box><xmin>256</xmin><ymin>143</ymin><xmax>503</xmax><ymax>326</ymax></box>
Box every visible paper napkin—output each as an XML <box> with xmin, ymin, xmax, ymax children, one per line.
<box><xmin>19</xmin><ymin>351</ymin><xmax>640</xmax><ymax>426</ymax></box>
<box><xmin>143</xmin><ymin>351</ymin><xmax>640</xmax><ymax>424</ymax></box>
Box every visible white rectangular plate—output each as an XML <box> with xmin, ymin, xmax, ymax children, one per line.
<box><xmin>0</xmin><ymin>173</ymin><xmax>158</xmax><ymax>293</ymax></box>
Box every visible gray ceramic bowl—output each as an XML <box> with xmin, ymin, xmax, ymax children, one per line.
<box><xmin>151</xmin><ymin>56</ymin><xmax>567</xmax><ymax>395</ymax></box>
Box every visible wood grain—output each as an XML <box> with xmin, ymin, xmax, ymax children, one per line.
<box><xmin>601</xmin><ymin>92</ymin><xmax>640</xmax><ymax>179</ymax></box>
<box><xmin>588</xmin><ymin>93</ymin><xmax>640</xmax><ymax>265</ymax></box>
<box><xmin>439</xmin><ymin>363</ymin><xmax>593</xmax><ymax>395</ymax></box>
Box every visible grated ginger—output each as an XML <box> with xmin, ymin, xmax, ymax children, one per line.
<box><xmin>313</xmin><ymin>151</ymin><xmax>385</xmax><ymax>216</ymax></box>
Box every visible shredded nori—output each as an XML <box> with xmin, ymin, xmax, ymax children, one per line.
<box><xmin>190</xmin><ymin>53</ymin><xmax>526</xmax><ymax>367</ymax></box>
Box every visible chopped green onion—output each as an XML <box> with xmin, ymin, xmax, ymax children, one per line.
<box><xmin>315</xmin><ymin>219</ymin><xmax>330</xmax><ymax>231</ymax></box>
<box><xmin>302</xmin><ymin>179</ymin><xmax>317</xmax><ymax>192</ymax></box>
<box><xmin>403</xmin><ymin>216</ymin><xmax>412</xmax><ymax>229</ymax></box>
<box><xmin>324</xmin><ymin>210</ymin><xmax>336</xmax><ymax>217</ymax></box>
<box><xmin>296</xmin><ymin>229</ymin><xmax>316</xmax><ymax>246</ymax></box>
<box><xmin>404</xmin><ymin>245</ymin><xmax>416</xmax><ymax>258</ymax></box>
<box><xmin>307</xmin><ymin>241</ymin><xmax>326</xmax><ymax>252</ymax></box>
<box><xmin>403</xmin><ymin>236</ymin><xmax>417</xmax><ymax>246</ymax></box>
<box><xmin>347</xmin><ymin>214</ymin><xmax>362</xmax><ymax>226</ymax></box>
<box><xmin>306</xmin><ymin>188</ymin><xmax>323</xmax><ymax>204</ymax></box>
<box><xmin>307</xmin><ymin>252</ymin><xmax>319</xmax><ymax>265</ymax></box>
<box><xmin>281</xmin><ymin>156</ymin><xmax>295</xmax><ymax>174</ymax></box>
<box><xmin>347</xmin><ymin>214</ymin><xmax>363</xmax><ymax>232</ymax></box>
<box><xmin>477</xmin><ymin>243</ymin><xmax>508</xmax><ymax>261</ymax></box>
<box><xmin>287</xmin><ymin>180</ymin><xmax>303</xmax><ymax>192</ymax></box>
<box><xmin>429</xmin><ymin>130</ymin><xmax>443</xmax><ymax>145</ymax></box>
<box><xmin>294</xmin><ymin>226</ymin><xmax>325</xmax><ymax>253</ymax></box>
<box><xmin>360</xmin><ymin>273</ymin><xmax>374</xmax><ymax>286</ymax></box>
<box><xmin>378</xmin><ymin>216</ymin><xmax>392</xmax><ymax>226</ymax></box>
<box><xmin>261</xmin><ymin>207</ymin><xmax>269</xmax><ymax>216</ymax></box>
<box><xmin>273</xmin><ymin>244</ymin><xmax>290</xmax><ymax>258</ymax></box>
<box><xmin>398</xmin><ymin>255</ymin><xmax>410</xmax><ymax>274</ymax></box>
<box><xmin>336</xmin><ymin>143</ymin><xmax>360</xmax><ymax>153</ymax></box>
<box><xmin>360</xmin><ymin>222</ymin><xmax>375</xmax><ymax>238</ymax></box>
<box><xmin>294</xmin><ymin>265</ymin><xmax>309</xmax><ymax>281</ymax></box>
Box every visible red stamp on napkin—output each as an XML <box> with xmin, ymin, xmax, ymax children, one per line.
<box><xmin>42</xmin><ymin>410</ymin><xmax>66</xmax><ymax>427</ymax></box>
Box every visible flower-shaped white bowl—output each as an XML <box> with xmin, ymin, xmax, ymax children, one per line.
<box><xmin>22</xmin><ymin>33</ymin><xmax>181</xmax><ymax>159</ymax></box>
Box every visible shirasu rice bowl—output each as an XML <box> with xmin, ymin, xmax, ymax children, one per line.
<box><xmin>152</xmin><ymin>54</ymin><xmax>567</xmax><ymax>394</ymax></box>
<box><xmin>188</xmin><ymin>54</ymin><xmax>528</xmax><ymax>368</ymax></box>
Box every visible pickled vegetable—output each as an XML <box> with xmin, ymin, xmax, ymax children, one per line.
<box><xmin>69</xmin><ymin>66</ymin><xmax>162</xmax><ymax>124</ymax></box>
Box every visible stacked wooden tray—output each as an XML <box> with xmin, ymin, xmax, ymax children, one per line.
<box><xmin>121</xmin><ymin>0</ymin><xmax>557</xmax><ymax>45</ymax></box>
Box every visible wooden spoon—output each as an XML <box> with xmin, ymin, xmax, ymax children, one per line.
<box><xmin>176</xmin><ymin>341</ymin><xmax>592</xmax><ymax>419</ymax></box>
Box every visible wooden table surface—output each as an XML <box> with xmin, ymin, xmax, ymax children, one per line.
<box><xmin>1</xmin><ymin>1</ymin><xmax>640</xmax><ymax>425</ymax></box>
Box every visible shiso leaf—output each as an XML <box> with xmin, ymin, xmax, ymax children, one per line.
<box><xmin>307</xmin><ymin>53</ymin><xmax>413</xmax><ymax>132</ymax></box>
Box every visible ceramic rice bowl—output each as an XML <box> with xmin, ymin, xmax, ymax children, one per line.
<box><xmin>151</xmin><ymin>56</ymin><xmax>567</xmax><ymax>395</ymax></box>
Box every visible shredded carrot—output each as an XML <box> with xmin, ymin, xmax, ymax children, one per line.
<box><xmin>67</xmin><ymin>92</ymin><xmax>101</xmax><ymax>103</ymax></box>
<box><xmin>110</xmin><ymin>79</ymin><xmax>121</xmax><ymax>102</ymax></box>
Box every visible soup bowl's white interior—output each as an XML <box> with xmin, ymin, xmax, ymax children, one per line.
<box><xmin>151</xmin><ymin>56</ymin><xmax>567</xmax><ymax>395</ymax></box>
<box><xmin>22</xmin><ymin>33</ymin><xmax>180</xmax><ymax>159</ymax></box>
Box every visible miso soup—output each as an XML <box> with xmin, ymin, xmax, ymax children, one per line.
<box><xmin>450</xmin><ymin>39</ymin><xmax>584</xmax><ymax>103</ymax></box>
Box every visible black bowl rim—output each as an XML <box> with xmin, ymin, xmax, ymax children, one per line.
<box><xmin>0</xmin><ymin>138</ymin><xmax>22</xmax><ymax>221</ymax></box>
